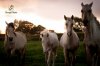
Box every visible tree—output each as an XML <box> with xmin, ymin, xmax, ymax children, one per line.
<box><xmin>14</xmin><ymin>19</ymin><xmax>45</xmax><ymax>34</ymax></box>
<box><xmin>73</xmin><ymin>16</ymin><xmax>83</xmax><ymax>32</ymax></box>
<box><xmin>15</xmin><ymin>20</ymin><xmax>34</xmax><ymax>33</ymax></box>
<box><xmin>14</xmin><ymin>19</ymin><xmax>19</xmax><ymax>29</ymax></box>
<box><xmin>36</xmin><ymin>25</ymin><xmax>45</xmax><ymax>33</ymax></box>
<box><xmin>30</xmin><ymin>25</ymin><xmax>45</xmax><ymax>34</ymax></box>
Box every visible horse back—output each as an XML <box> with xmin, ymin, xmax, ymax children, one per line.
<box><xmin>14</xmin><ymin>32</ymin><xmax>27</xmax><ymax>49</ymax></box>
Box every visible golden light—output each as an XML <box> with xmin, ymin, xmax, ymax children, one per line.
<box><xmin>0</xmin><ymin>8</ymin><xmax>66</xmax><ymax>34</ymax></box>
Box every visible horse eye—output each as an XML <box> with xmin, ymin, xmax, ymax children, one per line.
<box><xmin>41</xmin><ymin>34</ymin><xmax>43</xmax><ymax>37</ymax></box>
<box><xmin>88</xmin><ymin>10</ymin><xmax>92</xmax><ymax>13</ymax></box>
<box><xmin>81</xmin><ymin>10</ymin><xmax>83</xmax><ymax>13</ymax></box>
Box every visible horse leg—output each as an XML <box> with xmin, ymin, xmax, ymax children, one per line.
<box><xmin>72</xmin><ymin>51</ymin><xmax>76</xmax><ymax>66</ymax></box>
<box><xmin>21</xmin><ymin>48</ymin><xmax>25</xmax><ymax>63</ymax></box>
<box><xmin>47</xmin><ymin>51</ymin><xmax>52</xmax><ymax>66</ymax></box>
<box><xmin>52</xmin><ymin>49</ymin><xmax>57</xmax><ymax>66</ymax></box>
<box><xmin>45</xmin><ymin>52</ymin><xmax>48</xmax><ymax>66</ymax></box>
<box><xmin>86</xmin><ymin>46</ymin><xmax>93</xmax><ymax>66</ymax></box>
<box><xmin>11</xmin><ymin>48</ymin><xmax>15</xmax><ymax>55</ymax></box>
<box><xmin>17</xmin><ymin>48</ymin><xmax>25</xmax><ymax>65</ymax></box>
<box><xmin>64</xmin><ymin>48</ymin><xmax>69</xmax><ymax>66</ymax></box>
<box><xmin>6</xmin><ymin>49</ymin><xmax>12</xmax><ymax>64</ymax></box>
<box><xmin>93</xmin><ymin>53</ymin><xmax>97</xmax><ymax>66</ymax></box>
<box><xmin>97</xmin><ymin>50</ymin><xmax>100</xmax><ymax>66</ymax></box>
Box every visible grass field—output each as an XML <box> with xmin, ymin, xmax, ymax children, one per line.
<box><xmin>0</xmin><ymin>40</ymin><xmax>87</xmax><ymax>66</ymax></box>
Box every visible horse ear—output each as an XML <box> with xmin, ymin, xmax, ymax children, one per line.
<box><xmin>89</xmin><ymin>2</ymin><xmax>93</xmax><ymax>7</ymax></box>
<box><xmin>5</xmin><ymin>21</ymin><xmax>8</xmax><ymax>25</ymax></box>
<box><xmin>81</xmin><ymin>2</ymin><xmax>84</xmax><ymax>6</ymax></box>
<box><xmin>64</xmin><ymin>15</ymin><xmax>67</xmax><ymax>20</ymax></box>
<box><xmin>71</xmin><ymin>15</ymin><xmax>74</xmax><ymax>20</ymax></box>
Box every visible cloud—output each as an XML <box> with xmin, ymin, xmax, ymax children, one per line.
<box><xmin>0</xmin><ymin>0</ymin><xmax>100</xmax><ymax>19</ymax></box>
<box><xmin>0</xmin><ymin>0</ymin><xmax>100</xmax><ymax>33</ymax></box>
<box><xmin>0</xmin><ymin>0</ymin><xmax>37</xmax><ymax>8</ymax></box>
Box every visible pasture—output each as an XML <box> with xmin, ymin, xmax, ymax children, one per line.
<box><xmin>0</xmin><ymin>40</ymin><xmax>86</xmax><ymax>66</ymax></box>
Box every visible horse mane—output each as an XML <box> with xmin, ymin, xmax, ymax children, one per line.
<box><xmin>8</xmin><ymin>23</ymin><xmax>14</xmax><ymax>29</ymax></box>
<box><xmin>94</xmin><ymin>16</ymin><xmax>100</xmax><ymax>29</ymax></box>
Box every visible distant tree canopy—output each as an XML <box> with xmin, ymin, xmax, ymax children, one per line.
<box><xmin>30</xmin><ymin>25</ymin><xmax>45</xmax><ymax>34</ymax></box>
<box><xmin>64</xmin><ymin>16</ymin><xmax>83</xmax><ymax>32</ymax></box>
<box><xmin>13</xmin><ymin>18</ymin><xmax>83</xmax><ymax>40</ymax></box>
<box><xmin>74</xmin><ymin>17</ymin><xmax>82</xmax><ymax>22</ymax></box>
<box><xmin>14</xmin><ymin>19</ymin><xmax>45</xmax><ymax>34</ymax></box>
<box><xmin>14</xmin><ymin>16</ymin><xmax>82</xmax><ymax>35</ymax></box>
<box><xmin>73</xmin><ymin>17</ymin><xmax>83</xmax><ymax>32</ymax></box>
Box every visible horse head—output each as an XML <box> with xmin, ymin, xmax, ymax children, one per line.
<box><xmin>64</xmin><ymin>15</ymin><xmax>74</xmax><ymax>37</ymax></box>
<box><xmin>5</xmin><ymin>22</ymin><xmax>16</xmax><ymax>42</ymax></box>
<box><xmin>81</xmin><ymin>2</ymin><xmax>93</xmax><ymax>26</ymax></box>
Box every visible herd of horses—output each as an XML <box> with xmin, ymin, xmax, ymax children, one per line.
<box><xmin>3</xmin><ymin>2</ymin><xmax>100</xmax><ymax>66</ymax></box>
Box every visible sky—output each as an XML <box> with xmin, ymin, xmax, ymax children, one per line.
<box><xmin>0</xmin><ymin>0</ymin><xmax>100</xmax><ymax>33</ymax></box>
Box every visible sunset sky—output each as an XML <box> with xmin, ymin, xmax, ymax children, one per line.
<box><xmin>0</xmin><ymin>0</ymin><xmax>100</xmax><ymax>33</ymax></box>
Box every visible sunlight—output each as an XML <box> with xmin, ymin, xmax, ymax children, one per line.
<box><xmin>0</xmin><ymin>9</ymin><xmax>65</xmax><ymax>34</ymax></box>
<box><xmin>1</xmin><ymin>9</ymin><xmax>100</xmax><ymax>34</ymax></box>
<box><xmin>98</xmin><ymin>18</ymin><xmax>100</xmax><ymax>22</ymax></box>
<box><xmin>15</xmin><ymin>12</ymin><xmax>65</xmax><ymax>33</ymax></box>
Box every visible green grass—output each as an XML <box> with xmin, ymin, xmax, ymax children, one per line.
<box><xmin>0</xmin><ymin>40</ymin><xmax>86</xmax><ymax>66</ymax></box>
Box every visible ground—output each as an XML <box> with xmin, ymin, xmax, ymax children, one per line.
<box><xmin>0</xmin><ymin>40</ymin><xmax>86</xmax><ymax>66</ymax></box>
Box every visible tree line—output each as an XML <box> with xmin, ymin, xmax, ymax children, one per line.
<box><xmin>0</xmin><ymin>16</ymin><xmax>83</xmax><ymax>40</ymax></box>
<box><xmin>14</xmin><ymin>16</ymin><xmax>82</xmax><ymax>34</ymax></box>
<box><xmin>0</xmin><ymin>16</ymin><xmax>82</xmax><ymax>35</ymax></box>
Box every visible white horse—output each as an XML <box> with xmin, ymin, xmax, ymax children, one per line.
<box><xmin>40</xmin><ymin>29</ymin><xmax>59</xmax><ymax>66</ymax></box>
<box><xmin>4</xmin><ymin>22</ymin><xmax>27</xmax><ymax>62</ymax></box>
<box><xmin>81</xmin><ymin>2</ymin><xmax>100</xmax><ymax>66</ymax></box>
<box><xmin>60</xmin><ymin>15</ymin><xmax>79</xmax><ymax>66</ymax></box>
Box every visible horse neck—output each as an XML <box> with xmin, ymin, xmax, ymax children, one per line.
<box><xmin>86</xmin><ymin>14</ymin><xmax>100</xmax><ymax>39</ymax></box>
<box><xmin>67</xmin><ymin>29</ymin><xmax>74</xmax><ymax>39</ymax></box>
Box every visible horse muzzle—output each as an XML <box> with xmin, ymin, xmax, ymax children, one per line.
<box><xmin>8</xmin><ymin>37</ymin><xmax>13</xmax><ymax>41</ymax></box>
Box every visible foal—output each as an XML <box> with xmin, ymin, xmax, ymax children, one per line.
<box><xmin>40</xmin><ymin>29</ymin><xmax>59</xmax><ymax>66</ymax></box>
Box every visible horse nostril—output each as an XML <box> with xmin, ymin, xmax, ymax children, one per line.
<box><xmin>9</xmin><ymin>37</ymin><xmax>13</xmax><ymax>41</ymax></box>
